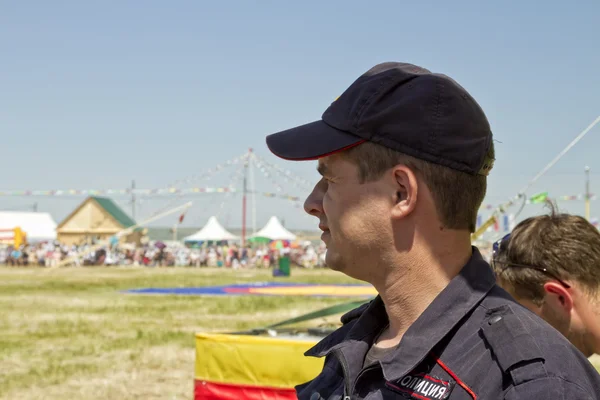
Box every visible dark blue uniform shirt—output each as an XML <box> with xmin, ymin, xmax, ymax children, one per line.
<box><xmin>297</xmin><ymin>247</ymin><xmax>600</xmax><ymax>399</ymax></box>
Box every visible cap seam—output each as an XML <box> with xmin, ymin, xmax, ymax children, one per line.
<box><xmin>353</xmin><ymin>74</ymin><xmax>406</xmax><ymax>138</ymax></box>
<box><xmin>429</xmin><ymin>79</ymin><xmax>443</xmax><ymax>154</ymax></box>
<box><xmin>476</xmin><ymin>134</ymin><xmax>494</xmax><ymax>175</ymax></box>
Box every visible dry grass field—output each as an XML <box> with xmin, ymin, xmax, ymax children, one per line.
<box><xmin>2</xmin><ymin>266</ymin><xmax>599</xmax><ymax>400</ymax></box>
<box><xmin>0</xmin><ymin>266</ymin><xmax>359</xmax><ymax>400</ymax></box>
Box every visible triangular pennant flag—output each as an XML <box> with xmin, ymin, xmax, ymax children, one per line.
<box><xmin>509</xmin><ymin>214</ymin><xmax>516</xmax><ymax>231</ymax></box>
<box><xmin>529</xmin><ymin>192</ymin><xmax>549</xmax><ymax>204</ymax></box>
<box><xmin>178</xmin><ymin>210</ymin><xmax>188</xmax><ymax>224</ymax></box>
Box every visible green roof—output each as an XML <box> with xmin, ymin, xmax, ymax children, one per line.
<box><xmin>91</xmin><ymin>196</ymin><xmax>137</xmax><ymax>228</ymax></box>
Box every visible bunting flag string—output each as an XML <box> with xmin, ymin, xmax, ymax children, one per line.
<box><xmin>476</xmin><ymin>213</ymin><xmax>517</xmax><ymax>233</ymax></box>
<box><xmin>246</xmin><ymin>154</ymin><xmax>304</xmax><ymax>208</ymax></box>
<box><xmin>251</xmin><ymin>154</ymin><xmax>287</xmax><ymax>193</ymax></box>
<box><xmin>0</xmin><ymin>187</ymin><xmax>594</xmax><ymax>206</ymax></box>
<box><xmin>0</xmin><ymin>185</ymin><xmax>590</xmax><ymax>206</ymax></box>
<box><xmin>476</xmin><ymin>190</ymin><xmax>600</xmax><ymax>234</ymax></box>
<box><xmin>215</xmin><ymin>159</ymin><xmax>248</xmax><ymax>219</ymax></box>
<box><xmin>252</xmin><ymin>153</ymin><xmax>313</xmax><ymax>190</ymax></box>
<box><xmin>478</xmin><ymin>193</ymin><xmax>596</xmax><ymax>210</ymax></box>
<box><xmin>151</xmin><ymin>154</ymin><xmax>249</xmax><ymax>226</ymax></box>
<box><xmin>259</xmin><ymin>192</ymin><xmax>302</xmax><ymax>201</ymax></box>
<box><xmin>554</xmin><ymin>194</ymin><xmax>597</xmax><ymax>201</ymax></box>
<box><xmin>0</xmin><ymin>186</ymin><xmax>302</xmax><ymax>202</ymax></box>
<box><xmin>476</xmin><ymin>211</ymin><xmax>600</xmax><ymax>233</ymax></box>
<box><xmin>162</xmin><ymin>153</ymin><xmax>248</xmax><ymax>189</ymax></box>
<box><xmin>249</xmin><ymin>154</ymin><xmax>314</xmax><ymax>219</ymax></box>
<box><xmin>0</xmin><ymin>187</ymin><xmax>237</xmax><ymax>197</ymax></box>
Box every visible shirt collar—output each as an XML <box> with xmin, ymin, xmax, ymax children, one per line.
<box><xmin>380</xmin><ymin>247</ymin><xmax>496</xmax><ymax>381</ymax></box>
<box><xmin>305</xmin><ymin>247</ymin><xmax>496</xmax><ymax>381</ymax></box>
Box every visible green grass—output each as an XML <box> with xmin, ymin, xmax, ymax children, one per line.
<box><xmin>0</xmin><ymin>266</ymin><xmax>360</xmax><ymax>400</ymax></box>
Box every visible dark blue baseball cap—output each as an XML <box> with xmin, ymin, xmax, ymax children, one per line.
<box><xmin>266</xmin><ymin>62</ymin><xmax>494</xmax><ymax>176</ymax></box>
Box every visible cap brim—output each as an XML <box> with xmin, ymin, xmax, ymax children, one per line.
<box><xmin>266</xmin><ymin>120</ymin><xmax>366</xmax><ymax>161</ymax></box>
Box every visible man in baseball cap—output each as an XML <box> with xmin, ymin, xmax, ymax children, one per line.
<box><xmin>266</xmin><ymin>62</ymin><xmax>600</xmax><ymax>399</ymax></box>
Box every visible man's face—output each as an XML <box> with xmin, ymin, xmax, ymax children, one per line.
<box><xmin>500</xmin><ymin>280</ymin><xmax>600</xmax><ymax>357</ymax></box>
<box><xmin>565</xmin><ymin>290</ymin><xmax>600</xmax><ymax>357</ymax></box>
<box><xmin>303</xmin><ymin>154</ymin><xmax>393</xmax><ymax>280</ymax></box>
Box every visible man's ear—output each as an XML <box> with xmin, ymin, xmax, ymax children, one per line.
<box><xmin>543</xmin><ymin>282</ymin><xmax>573</xmax><ymax>314</ymax></box>
<box><xmin>391</xmin><ymin>165</ymin><xmax>418</xmax><ymax>220</ymax></box>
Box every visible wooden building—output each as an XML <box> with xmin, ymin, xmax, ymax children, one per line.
<box><xmin>57</xmin><ymin>196</ymin><xmax>143</xmax><ymax>245</ymax></box>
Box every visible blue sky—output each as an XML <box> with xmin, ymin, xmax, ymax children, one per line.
<box><xmin>1</xmin><ymin>0</ymin><xmax>599</xmax><ymax>233</ymax></box>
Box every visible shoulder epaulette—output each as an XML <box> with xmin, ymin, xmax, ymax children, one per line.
<box><xmin>480</xmin><ymin>304</ymin><xmax>547</xmax><ymax>385</ymax></box>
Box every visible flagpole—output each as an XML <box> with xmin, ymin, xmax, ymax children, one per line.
<box><xmin>242</xmin><ymin>155</ymin><xmax>248</xmax><ymax>247</ymax></box>
<box><xmin>249</xmin><ymin>148</ymin><xmax>256</xmax><ymax>236</ymax></box>
<box><xmin>586</xmin><ymin>166</ymin><xmax>591</xmax><ymax>221</ymax></box>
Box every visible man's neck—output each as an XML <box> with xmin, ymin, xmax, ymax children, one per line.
<box><xmin>373</xmin><ymin>241</ymin><xmax>472</xmax><ymax>348</ymax></box>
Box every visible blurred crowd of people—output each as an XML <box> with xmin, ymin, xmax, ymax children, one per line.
<box><xmin>0</xmin><ymin>240</ymin><xmax>328</xmax><ymax>269</ymax></box>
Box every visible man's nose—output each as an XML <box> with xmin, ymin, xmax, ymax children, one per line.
<box><xmin>304</xmin><ymin>179</ymin><xmax>326</xmax><ymax>217</ymax></box>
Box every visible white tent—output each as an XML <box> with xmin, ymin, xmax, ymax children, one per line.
<box><xmin>183</xmin><ymin>216</ymin><xmax>238</xmax><ymax>242</ymax></box>
<box><xmin>250</xmin><ymin>216</ymin><xmax>297</xmax><ymax>241</ymax></box>
<box><xmin>0</xmin><ymin>211</ymin><xmax>57</xmax><ymax>242</ymax></box>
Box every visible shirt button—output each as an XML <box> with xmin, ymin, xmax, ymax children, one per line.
<box><xmin>489</xmin><ymin>315</ymin><xmax>503</xmax><ymax>325</ymax></box>
<box><xmin>310</xmin><ymin>393</ymin><xmax>322</xmax><ymax>400</ymax></box>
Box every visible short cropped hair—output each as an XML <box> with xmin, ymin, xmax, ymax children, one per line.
<box><xmin>492</xmin><ymin>202</ymin><xmax>600</xmax><ymax>305</ymax></box>
<box><xmin>341</xmin><ymin>141</ymin><xmax>492</xmax><ymax>232</ymax></box>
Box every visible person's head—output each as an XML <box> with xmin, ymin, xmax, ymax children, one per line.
<box><xmin>266</xmin><ymin>62</ymin><xmax>494</xmax><ymax>282</ymax></box>
<box><xmin>492</xmin><ymin>203</ymin><xmax>600</xmax><ymax>356</ymax></box>
<box><xmin>95</xmin><ymin>248</ymin><xmax>106</xmax><ymax>265</ymax></box>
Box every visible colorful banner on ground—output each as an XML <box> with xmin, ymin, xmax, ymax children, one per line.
<box><xmin>126</xmin><ymin>282</ymin><xmax>378</xmax><ymax>298</ymax></box>
<box><xmin>195</xmin><ymin>333</ymin><xmax>323</xmax><ymax>400</ymax></box>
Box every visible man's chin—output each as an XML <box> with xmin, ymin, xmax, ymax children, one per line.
<box><xmin>324</xmin><ymin>252</ymin><xmax>344</xmax><ymax>272</ymax></box>
<box><xmin>326</xmin><ymin>262</ymin><xmax>343</xmax><ymax>272</ymax></box>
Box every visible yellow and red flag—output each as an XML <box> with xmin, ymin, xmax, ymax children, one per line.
<box><xmin>194</xmin><ymin>332</ymin><xmax>323</xmax><ymax>400</ymax></box>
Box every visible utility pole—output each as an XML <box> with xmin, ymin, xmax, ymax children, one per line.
<box><xmin>242</xmin><ymin>155</ymin><xmax>248</xmax><ymax>247</ymax></box>
<box><xmin>131</xmin><ymin>180</ymin><xmax>136</xmax><ymax>220</ymax></box>
<box><xmin>248</xmin><ymin>148</ymin><xmax>256</xmax><ymax>235</ymax></box>
<box><xmin>585</xmin><ymin>166</ymin><xmax>591</xmax><ymax>221</ymax></box>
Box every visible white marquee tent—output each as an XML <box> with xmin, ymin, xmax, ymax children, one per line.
<box><xmin>250</xmin><ymin>216</ymin><xmax>297</xmax><ymax>241</ymax></box>
<box><xmin>183</xmin><ymin>216</ymin><xmax>238</xmax><ymax>242</ymax></box>
<box><xmin>0</xmin><ymin>211</ymin><xmax>57</xmax><ymax>242</ymax></box>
